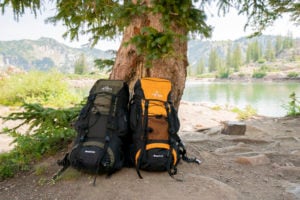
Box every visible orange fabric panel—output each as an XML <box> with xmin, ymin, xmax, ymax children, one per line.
<box><xmin>147</xmin><ymin>117</ymin><xmax>169</xmax><ymax>140</ymax></box>
<box><xmin>140</xmin><ymin>78</ymin><xmax>171</xmax><ymax>116</ymax></box>
<box><xmin>135</xmin><ymin>143</ymin><xmax>178</xmax><ymax>166</ymax></box>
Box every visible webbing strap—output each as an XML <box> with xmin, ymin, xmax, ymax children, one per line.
<box><xmin>52</xmin><ymin>153</ymin><xmax>70</xmax><ymax>181</ymax></box>
<box><xmin>164</xmin><ymin>101</ymin><xmax>176</xmax><ymax>135</ymax></box>
<box><xmin>136</xmin><ymin>100</ymin><xmax>150</xmax><ymax>179</ymax></box>
<box><xmin>93</xmin><ymin>136</ymin><xmax>110</xmax><ymax>186</ymax></box>
<box><xmin>178</xmin><ymin>142</ymin><xmax>201</xmax><ymax>164</ymax></box>
<box><xmin>93</xmin><ymin>94</ymin><xmax>117</xmax><ymax>185</ymax></box>
<box><xmin>76</xmin><ymin>94</ymin><xmax>96</xmax><ymax>140</ymax></box>
<box><xmin>164</xmin><ymin>102</ymin><xmax>179</xmax><ymax>178</ymax></box>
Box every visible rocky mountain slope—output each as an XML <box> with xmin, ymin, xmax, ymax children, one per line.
<box><xmin>0</xmin><ymin>37</ymin><xmax>113</xmax><ymax>73</ymax></box>
<box><xmin>1</xmin><ymin>35</ymin><xmax>299</xmax><ymax>74</ymax></box>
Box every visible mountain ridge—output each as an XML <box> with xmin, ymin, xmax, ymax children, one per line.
<box><xmin>0</xmin><ymin>35</ymin><xmax>298</xmax><ymax>74</ymax></box>
<box><xmin>0</xmin><ymin>37</ymin><xmax>113</xmax><ymax>73</ymax></box>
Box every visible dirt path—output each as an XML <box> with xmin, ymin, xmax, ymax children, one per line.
<box><xmin>0</xmin><ymin>102</ymin><xmax>299</xmax><ymax>200</ymax></box>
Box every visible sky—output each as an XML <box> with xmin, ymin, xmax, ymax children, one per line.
<box><xmin>0</xmin><ymin>5</ymin><xmax>299</xmax><ymax>51</ymax></box>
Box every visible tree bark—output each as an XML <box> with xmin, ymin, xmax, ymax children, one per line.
<box><xmin>109</xmin><ymin>1</ymin><xmax>188</xmax><ymax>109</ymax></box>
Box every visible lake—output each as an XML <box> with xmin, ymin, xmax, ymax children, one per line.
<box><xmin>182</xmin><ymin>80</ymin><xmax>300</xmax><ymax>117</ymax></box>
<box><xmin>73</xmin><ymin>79</ymin><xmax>300</xmax><ymax>117</ymax></box>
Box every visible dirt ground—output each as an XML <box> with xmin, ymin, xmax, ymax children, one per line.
<box><xmin>0</xmin><ymin>101</ymin><xmax>299</xmax><ymax>200</ymax></box>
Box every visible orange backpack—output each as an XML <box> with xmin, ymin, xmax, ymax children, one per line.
<box><xmin>129</xmin><ymin>78</ymin><xmax>200</xmax><ymax>179</ymax></box>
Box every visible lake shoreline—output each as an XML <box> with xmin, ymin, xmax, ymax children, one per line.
<box><xmin>65</xmin><ymin>76</ymin><xmax>300</xmax><ymax>90</ymax></box>
<box><xmin>183</xmin><ymin>78</ymin><xmax>300</xmax><ymax>117</ymax></box>
<box><xmin>187</xmin><ymin>76</ymin><xmax>300</xmax><ymax>83</ymax></box>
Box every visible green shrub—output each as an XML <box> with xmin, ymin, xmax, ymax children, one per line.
<box><xmin>252</xmin><ymin>71</ymin><xmax>266</xmax><ymax>78</ymax></box>
<box><xmin>252</xmin><ymin>65</ymin><xmax>270</xmax><ymax>78</ymax></box>
<box><xmin>283</xmin><ymin>92</ymin><xmax>300</xmax><ymax>116</ymax></box>
<box><xmin>0</xmin><ymin>71</ymin><xmax>81</xmax><ymax>107</ymax></box>
<box><xmin>196</xmin><ymin>73</ymin><xmax>215</xmax><ymax>78</ymax></box>
<box><xmin>0</xmin><ymin>103</ymin><xmax>81</xmax><ymax>180</ymax></box>
<box><xmin>287</xmin><ymin>72</ymin><xmax>299</xmax><ymax>78</ymax></box>
<box><xmin>259</xmin><ymin>64</ymin><xmax>270</xmax><ymax>71</ymax></box>
<box><xmin>231</xmin><ymin>105</ymin><xmax>257</xmax><ymax>120</ymax></box>
<box><xmin>238</xmin><ymin>73</ymin><xmax>245</xmax><ymax>78</ymax></box>
<box><xmin>210</xmin><ymin>105</ymin><xmax>222</xmax><ymax>111</ymax></box>
<box><xmin>257</xmin><ymin>58</ymin><xmax>266</xmax><ymax>64</ymax></box>
<box><xmin>217</xmin><ymin>71</ymin><xmax>230</xmax><ymax>78</ymax></box>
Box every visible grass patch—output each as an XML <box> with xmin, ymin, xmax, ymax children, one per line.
<box><xmin>0</xmin><ymin>71</ymin><xmax>81</xmax><ymax>107</ymax></box>
<box><xmin>210</xmin><ymin>105</ymin><xmax>222</xmax><ymax>111</ymax></box>
<box><xmin>196</xmin><ymin>73</ymin><xmax>216</xmax><ymax>78</ymax></box>
<box><xmin>65</xmin><ymin>73</ymin><xmax>109</xmax><ymax>80</ymax></box>
<box><xmin>231</xmin><ymin>105</ymin><xmax>257</xmax><ymax>120</ymax></box>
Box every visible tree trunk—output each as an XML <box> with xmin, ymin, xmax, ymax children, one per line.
<box><xmin>109</xmin><ymin>1</ymin><xmax>188</xmax><ymax>109</ymax></box>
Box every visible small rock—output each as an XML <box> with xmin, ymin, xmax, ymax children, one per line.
<box><xmin>221</xmin><ymin>121</ymin><xmax>246</xmax><ymax>135</ymax></box>
<box><xmin>277</xmin><ymin>166</ymin><xmax>300</xmax><ymax>178</ymax></box>
<box><xmin>206</xmin><ymin>127</ymin><xmax>222</xmax><ymax>135</ymax></box>
<box><xmin>235</xmin><ymin>154</ymin><xmax>270</xmax><ymax>166</ymax></box>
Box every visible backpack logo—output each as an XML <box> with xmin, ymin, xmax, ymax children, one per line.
<box><xmin>153</xmin><ymin>154</ymin><xmax>164</xmax><ymax>158</ymax></box>
<box><xmin>101</xmin><ymin>86</ymin><xmax>113</xmax><ymax>92</ymax></box>
<box><xmin>84</xmin><ymin>150</ymin><xmax>96</xmax><ymax>154</ymax></box>
<box><xmin>152</xmin><ymin>90</ymin><xmax>163</xmax><ymax>98</ymax></box>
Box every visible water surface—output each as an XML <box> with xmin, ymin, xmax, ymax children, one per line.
<box><xmin>182</xmin><ymin>80</ymin><xmax>300</xmax><ymax>117</ymax></box>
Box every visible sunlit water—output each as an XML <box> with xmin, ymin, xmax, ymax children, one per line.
<box><xmin>73</xmin><ymin>80</ymin><xmax>300</xmax><ymax>117</ymax></box>
<box><xmin>182</xmin><ymin>80</ymin><xmax>300</xmax><ymax>117</ymax></box>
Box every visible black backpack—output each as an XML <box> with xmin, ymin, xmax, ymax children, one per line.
<box><xmin>54</xmin><ymin>79</ymin><xmax>130</xmax><ymax>183</ymax></box>
<box><xmin>129</xmin><ymin>78</ymin><xmax>200</xmax><ymax>179</ymax></box>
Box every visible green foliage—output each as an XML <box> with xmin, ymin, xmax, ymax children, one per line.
<box><xmin>283</xmin><ymin>92</ymin><xmax>300</xmax><ymax>116</ymax></box>
<box><xmin>231</xmin><ymin>44</ymin><xmax>242</xmax><ymax>72</ymax></box>
<box><xmin>94</xmin><ymin>58</ymin><xmax>115</xmax><ymax>72</ymax></box>
<box><xmin>0</xmin><ymin>103</ymin><xmax>81</xmax><ymax>180</ymax></box>
<box><xmin>208</xmin><ymin>48</ymin><xmax>220</xmax><ymax>72</ymax></box>
<box><xmin>252</xmin><ymin>65</ymin><xmax>270</xmax><ymax>78</ymax></box>
<box><xmin>1</xmin><ymin>0</ymin><xmax>299</xmax><ymax>70</ymax></box>
<box><xmin>246</xmin><ymin>40</ymin><xmax>262</xmax><ymax>63</ymax></box>
<box><xmin>74</xmin><ymin>54</ymin><xmax>88</xmax><ymax>74</ymax></box>
<box><xmin>231</xmin><ymin>105</ymin><xmax>257</xmax><ymax>120</ymax></box>
<box><xmin>128</xmin><ymin>27</ymin><xmax>175</xmax><ymax>67</ymax></box>
<box><xmin>217</xmin><ymin>67</ymin><xmax>230</xmax><ymax>78</ymax></box>
<box><xmin>252</xmin><ymin>71</ymin><xmax>266</xmax><ymax>78</ymax></box>
<box><xmin>210</xmin><ymin>105</ymin><xmax>222</xmax><ymax>111</ymax></box>
<box><xmin>265</xmin><ymin>39</ymin><xmax>275</xmax><ymax>61</ymax></box>
<box><xmin>196</xmin><ymin>59</ymin><xmax>205</xmax><ymax>74</ymax></box>
<box><xmin>196</xmin><ymin>73</ymin><xmax>215</xmax><ymax>78</ymax></box>
<box><xmin>238</xmin><ymin>73</ymin><xmax>245</xmax><ymax>78</ymax></box>
<box><xmin>151</xmin><ymin>0</ymin><xmax>212</xmax><ymax>36</ymax></box>
<box><xmin>65</xmin><ymin>73</ymin><xmax>108</xmax><ymax>80</ymax></box>
<box><xmin>257</xmin><ymin>58</ymin><xmax>266</xmax><ymax>64</ymax></box>
<box><xmin>0</xmin><ymin>71</ymin><xmax>81</xmax><ymax>107</ymax></box>
<box><xmin>46</xmin><ymin>0</ymin><xmax>212</xmax><ymax>67</ymax></box>
<box><xmin>287</xmin><ymin>72</ymin><xmax>299</xmax><ymax>78</ymax></box>
<box><xmin>94</xmin><ymin>50</ymin><xmax>116</xmax><ymax>73</ymax></box>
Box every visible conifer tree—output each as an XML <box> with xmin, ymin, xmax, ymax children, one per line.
<box><xmin>2</xmin><ymin>0</ymin><xmax>299</xmax><ymax>107</ymax></box>
<box><xmin>232</xmin><ymin>44</ymin><xmax>242</xmax><ymax>72</ymax></box>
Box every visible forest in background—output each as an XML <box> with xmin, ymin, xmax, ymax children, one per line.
<box><xmin>0</xmin><ymin>34</ymin><xmax>299</xmax><ymax>79</ymax></box>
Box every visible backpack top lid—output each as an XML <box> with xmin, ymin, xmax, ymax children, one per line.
<box><xmin>140</xmin><ymin>77</ymin><xmax>172</xmax><ymax>116</ymax></box>
<box><xmin>90</xmin><ymin>79</ymin><xmax>125</xmax><ymax>95</ymax></box>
